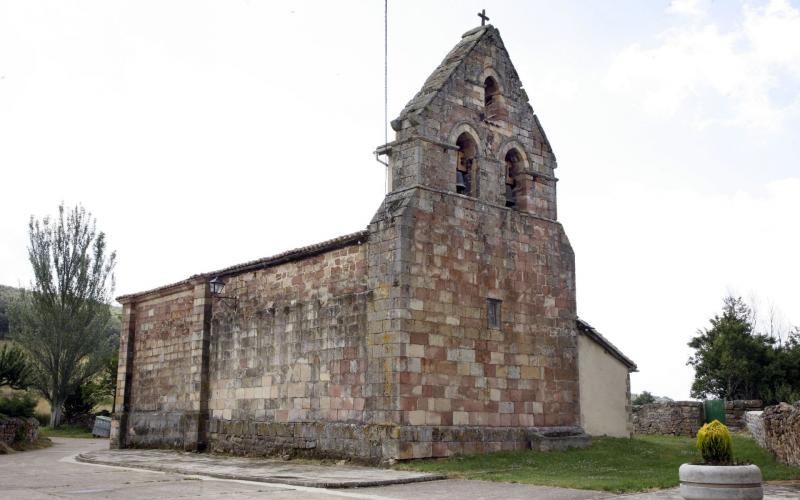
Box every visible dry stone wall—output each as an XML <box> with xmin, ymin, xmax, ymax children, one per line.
<box><xmin>745</xmin><ymin>410</ymin><xmax>766</xmax><ymax>448</ymax></box>
<box><xmin>633</xmin><ymin>402</ymin><xmax>703</xmax><ymax>437</ymax></box>
<box><xmin>0</xmin><ymin>416</ymin><xmax>39</xmax><ymax>445</ymax></box>
<box><xmin>762</xmin><ymin>402</ymin><xmax>800</xmax><ymax>466</ymax></box>
<box><xmin>725</xmin><ymin>399</ymin><xmax>761</xmax><ymax>430</ymax></box>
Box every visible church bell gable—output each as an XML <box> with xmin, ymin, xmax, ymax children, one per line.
<box><xmin>380</xmin><ymin>25</ymin><xmax>558</xmax><ymax>220</ymax></box>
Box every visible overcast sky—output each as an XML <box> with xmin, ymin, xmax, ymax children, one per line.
<box><xmin>2</xmin><ymin>0</ymin><xmax>798</xmax><ymax>400</ymax></box>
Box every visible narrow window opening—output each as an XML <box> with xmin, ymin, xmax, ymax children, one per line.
<box><xmin>484</xmin><ymin>77</ymin><xmax>499</xmax><ymax>107</ymax></box>
<box><xmin>456</xmin><ymin>133</ymin><xmax>477</xmax><ymax>196</ymax></box>
<box><xmin>504</xmin><ymin>149</ymin><xmax>521</xmax><ymax>208</ymax></box>
<box><xmin>484</xmin><ymin>76</ymin><xmax>503</xmax><ymax>120</ymax></box>
<box><xmin>487</xmin><ymin>298</ymin><xmax>502</xmax><ymax>329</ymax></box>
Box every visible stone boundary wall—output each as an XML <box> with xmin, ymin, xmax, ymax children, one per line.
<box><xmin>0</xmin><ymin>416</ymin><xmax>39</xmax><ymax>445</ymax></box>
<box><xmin>633</xmin><ymin>400</ymin><xmax>764</xmax><ymax>437</ymax></box>
<box><xmin>745</xmin><ymin>411</ymin><xmax>766</xmax><ymax>448</ymax></box>
<box><xmin>762</xmin><ymin>402</ymin><xmax>800</xmax><ymax>466</ymax></box>
<box><xmin>633</xmin><ymin>402</ymin><xmax>703</xmax><ymax>437</ymax></box>
<box><xmin>725</xmin><ymin>400</ymin><xmax>762</xmax><ymax>430</ymax></box>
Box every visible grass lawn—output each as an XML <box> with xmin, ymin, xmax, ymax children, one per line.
<box><xmin>394</xmin><ymin>434</ymin><xmax>800</xmax><ymax>493</ymax></box>
<box><xmin>40</xmin><ymin>425</ymin><xmax>95</xmax><ymax>439</ymax></box>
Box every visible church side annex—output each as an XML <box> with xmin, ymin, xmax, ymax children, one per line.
<box><xmin>111</xmin><ymin>22</ymin><xmax>634</xmax><ymax>462</ymax></box>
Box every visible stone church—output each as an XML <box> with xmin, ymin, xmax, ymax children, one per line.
<box><xmin>111</xmin><ymin>22</ymin><xmax>636</xmax><ymax>461</ymax></box>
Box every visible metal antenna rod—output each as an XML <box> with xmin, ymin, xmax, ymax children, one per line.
<box><xmin>375</xmin><ymin>0</ymin><xmax>389</xmax><ymax>194</ymax></box>
<box><xmin>384</xmin><ymin>0</ymin><xmax>388</xmax><ymax>149</ymax></box>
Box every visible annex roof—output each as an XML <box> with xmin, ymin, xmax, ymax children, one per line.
<box><xmin>577</xmin><ymin>318</ymin><xmax>638</xmax><ymax>372</ymax></box>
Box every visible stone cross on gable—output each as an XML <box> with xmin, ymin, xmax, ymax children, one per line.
<box><xmin>478</xmin><ymin>9</ymin><xmax>490</xmax><ymax>26</ymax></box>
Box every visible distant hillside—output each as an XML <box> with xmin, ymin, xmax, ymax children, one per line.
<box><xmin>0</xmin><ymin>284</ymin><xmax>121</xmax><ymax>340</ymax></box>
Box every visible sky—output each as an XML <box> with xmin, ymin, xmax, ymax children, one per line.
<box><xmin>1</xmin><ymin>0</ymin><xmax>798</xmax><ymax>400</ymax></box>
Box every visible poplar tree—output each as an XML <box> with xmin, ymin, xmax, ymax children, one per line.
<box><xmin>11</xmin><ymin>204</ymin><xmax>116</xmax><ymax>427</ymax></box>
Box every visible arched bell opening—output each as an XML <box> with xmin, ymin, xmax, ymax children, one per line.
<box><xmin>456</xmin><ymin>133</ymin><xmax>478</xmax><ymax>197</ymax></box>
<box><xmin>504</xmin><ymin>149</ymin><xmax>523</xmax><ymax>208</ymax></box>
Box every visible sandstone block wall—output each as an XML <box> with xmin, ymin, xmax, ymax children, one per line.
<box><xmin>119</xmin><ymin>286</ymin><xmax>205</xmax><ymax>450</ymax></box>
<box><xmin>633</xmin><ymin>402</ymin><xmax>703</xmax><ymax>436</ymax></box>
<box><xmin>381</xmin><ymin>188</ymin><xmax>578</xmax><ymax>431</ymax></box>
<box><xmin>207</xmin><ymin>243</ymin><xmax>375</xmax><ymax>457</ymax></box>
<box><xmin>762</xmin><ymin>402</ymin><xmax>800</xmax><ymax>466</ymax></box>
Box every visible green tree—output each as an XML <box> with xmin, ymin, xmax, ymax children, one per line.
<box><xmin>0</xmin><ymin>343</ymin><xmax>32</xmax><ymax>390</ymax></box>
<box><xmin>632</xmin><ymin>391</ymin><xmax>656</xmax><ymax>405</ymax></box>
<box><xmin>688</xmin><ymin>296</ymin><xmax>775</xmax><ymax>401</ymax></box>
<box><xmin>10</xmin><ymin>203</ymin><xmax>116</xmax><ymax>427</ymax></box>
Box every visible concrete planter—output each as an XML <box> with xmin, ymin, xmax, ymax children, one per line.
<box><xmin>679</xmin><ymin>463</ymin><xmax>763</xmax><ymax>499</ymax></box>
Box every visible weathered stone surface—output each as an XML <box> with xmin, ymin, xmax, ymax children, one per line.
<box><xmin>0</xmin><ymin>416</ymin><xmax>39</xmax><ymax>445</ymax></box>
<box><xmin>109</xmin><ymin>24</ymin><xmax>610</xmax><ymax>462</ymax></box>
<box><xmin>762</xmin><ymin>402</ymin><xmax>800</xmax><ymax>466</ymax></box>
<box><xmin>725</xmin><ymin>400</ymin><xmax>761</xmax><ymax>431</ymax></box>
<box><xmin>633</xmin><ymin>402</ymin><xmax>703</xmax><ymax>437</ymax></box>
<box><xmin>746</xmin><ymin>411</ymin><xmax>767</xmax><ymax>448</ymax></box>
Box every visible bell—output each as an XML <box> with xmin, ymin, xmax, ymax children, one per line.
<box><xmin>456</xmin><ymin>171</ymin><xmax>467</xmax><ymax>193</ymax></box>
<box><xmin>505</xmin><ymin>184</ymin><xmax>516</xmax><ymax>207</ymax></box>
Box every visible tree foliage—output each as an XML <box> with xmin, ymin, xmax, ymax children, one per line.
<box><xmin>10</xmin><ymin>203</ymin><xmax>116</xmax><ymax>427</ymax></box>
<box><xmin>0</xmin><ymin>343</ymin><xmax>33</xmax><ymax>390</ymax></box>
<box><xmin>688</xmin><ymin>296</ymin><xmax>800</xmax><ymax>404</ymax></box>
<box><xmin>0</xmin><ymin>391</ymin><xmax>37</xmax><ymax>419</ymax></box>
<box><xmin>632</xmin><ymin>391</ymin><xmax>657</xmax><ymax>405</ymax></box>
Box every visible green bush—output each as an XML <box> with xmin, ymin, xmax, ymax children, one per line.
<box><xmin>697</xmin><ymin>420</ymin><xmax>733</xmax><ymax>464</ymax></box>
<box><xmin>0</xmin><ymin>391</ymin><xmax>37</xmax><ymax>418</ymax></box>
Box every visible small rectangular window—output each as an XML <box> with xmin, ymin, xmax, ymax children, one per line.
<box><xmin>487</xmin><ymin>298</ymin><xmax>502</xmax><ymax>329</ymax></box>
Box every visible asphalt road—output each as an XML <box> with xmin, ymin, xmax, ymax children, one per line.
<box><xmin>0</xmin><ymin>438</ymin><xmax>612</xmax><ymax>499</ymax></box>
<box><xmin>2</xmin><ymin>438</ymin><xmax>798</xmax><ymax>499</ymax></box>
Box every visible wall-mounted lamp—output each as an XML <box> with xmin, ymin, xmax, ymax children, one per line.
<box><xmin>209</xmin><ymin>276</ymin><xmax>237</xmax><ymax>307</ymax></box>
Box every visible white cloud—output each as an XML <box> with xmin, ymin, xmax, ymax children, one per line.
<box><xmin>667</xmin><ymin>0</ymin><xmax>709</xmax><ymax>18</ymax></box>
<box><xmin>606</xmin><ymin>0</ymin><xmax>800</xmax><ymax>132</ymax></box>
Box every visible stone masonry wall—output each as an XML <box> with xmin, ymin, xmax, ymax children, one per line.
<box><xmin>111</xmin><ymin>278</ymin><xmax>211</xmax><ymax>452</ymax></box>
<box><xmin>0</xmin><ymin>416</ymin><xmax>39</xmax><ymax>445</ymax></box>
<box><xmin>725</xmin><ymin>399</ymin><xmax>761</xmax><ymax>431</ymax></box>
<box><xmin>390</xmin><ymin>26</ymin><xmax>558</xmax><ymax>221</ymax></box>
<box><xmin>745</xmin><ymin>411</ymin><xmax>766</xmax><ymax>448</ymax></box>
<box><xmin>398</xmin><ymin>188</ymin><xmax>578</xmax><ymax>429</ymax></box>
<box><xmin>633</xmin><ymin>402</ymin><xmax>703</xmax><ymax>437</ymax></box>
<box><xmin>207</xmin><ymin>242</ymin><xmax>376</xmax><ymax>459</ymax></box>
<box><xmin>762</xmin><ymin>402</ymin><xmax>800</xmax><ymax>466</ymax></box>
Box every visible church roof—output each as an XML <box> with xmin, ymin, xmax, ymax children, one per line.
<box><xmin>394</xmin><ymin>25</ymin><xmax>493</xmax><ymax>126</ymax></box>
<box><xmin>117</xmin><ymin>230</ymin><xmax>369</xmax><ymax>302</ymax></box>
<box><xmin>576</xmin><ymin>318</ymin><xmax>638</xmax><ymax>372</ymax></box>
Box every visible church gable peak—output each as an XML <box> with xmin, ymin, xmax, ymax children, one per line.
<box><xmin>382</xmin><ymin>23</ymin><xmax>559</xmax><ymax>221</ymax></box>
<box><xmin>392</xmin><ymin>25</ymin><xmax>528</xmax><ymax>130</ymax></box>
